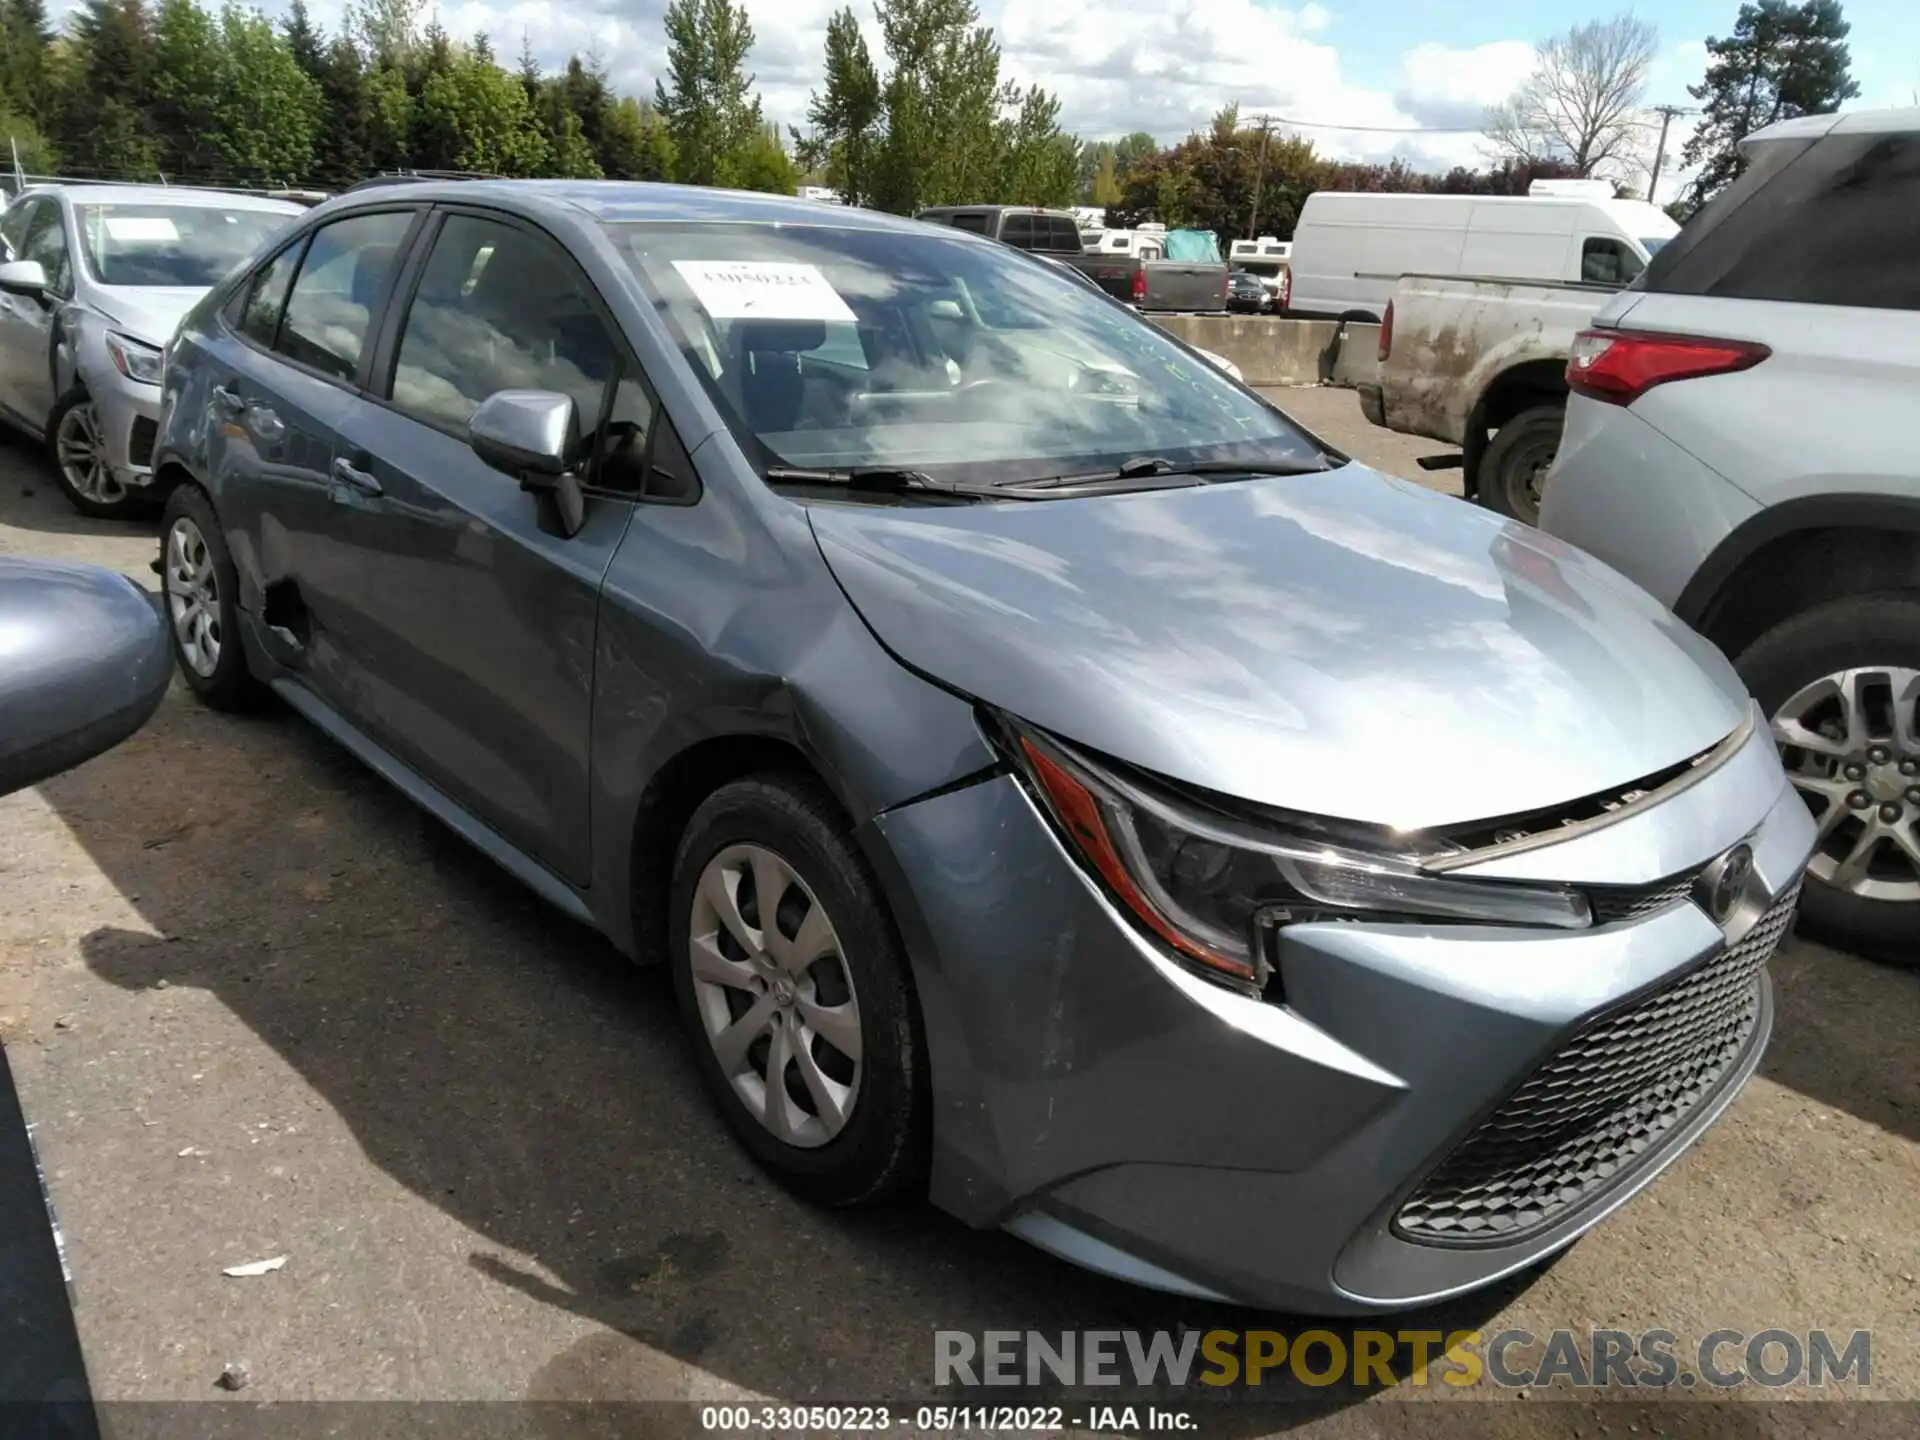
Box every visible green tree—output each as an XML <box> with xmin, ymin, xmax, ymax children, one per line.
<box><xmin>1</xmin><ymin>0</ymin><xmax>52</xmax><ymax>119</ymax></box>
<box><xmin>414</xmin><ymin>47</ymin><xmax>543</xmax><ymax>173</ymax></box>
<box><xmin>313</xmin><ymin>34</ymin><xmax>375</xmax><ymax>184</ymax></box>
<box><xmin>869</xmin><ymin>0</ymin><xmax>1015</xmax><ymax>213</ymax></box>
<box><xmin>1112</xmin><ymin>131</ymin><xmax>1157</xmax><ymax>179</ymax></box>
<box><xmin>1682</xmin><ymin>0</ymin><xmax>1860</xmax><ymax>205</ymax></box>
<box><xmin>1089</xmin><ymin>147</ymin><xmax>1119</xmax><ymax>205</ymax></box>
<box><xmin>49</xmin><ymin>0</ymin><xmax>160</xmax><ymax>178</ymax></box>
<box><xmin>352</xmin><ymin>0</ymin><xmax>419</xmax><ymax>71</ymax></box>
<box><xmin>598</xmin><ymin>95</ymin><xmax>674</xmax><ymax>180</ymax></box>
<box><xmin>280</xmin><ymin>0</ymin><xmax>324</xmax><ymax>81</ymax></box>
<box><xmin>655</xmin><ymin>0</ymin><xmax>764</xmax><ymax>187</ymax></box>
<box><xmin>995</xmin><ymin>82</ymin><xmax>1077</xmax><ymax>206</ymax></box>
<box><xmin>216</xmin><ymin>3</ymin><xmax>321</xmax><ymax>182</ymax></box>
<box><xmin>544</xmin><ymin>106</ymin><xmax>602</xmax><ymax>178</ymax></box>
<box><xmin>149</xmin><ymin>0</ymin><xmax>224</xmax><ymax>177</ymax></box>
<box><xmin>364</xmin><ymin>61</ymin><xmax>413</xmax><ymax>169</ymax></box>
<box><xmin>733</xmin><ymin>120</ymin><xmax>796</xmax><ymax>193</ymax></box>
<box><xmin>797</xmin><ymin>7</ymin><xmax>880</xmax><ymax>206</ymax></box>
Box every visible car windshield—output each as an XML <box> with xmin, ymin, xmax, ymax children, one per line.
<box><xmin>613</xmin><ymin>222</ymin><xmax>1323</xmax><ymax>485</ymax></box>
<box><xmin>77</xmin><ymin>204</ymin><xmax>291</xmax><ymax>287</ymax></box>
<box><xmin>1640</xmin><ymin>237</ymin><xmax>1669</xmax><ymax>256</ymax></box>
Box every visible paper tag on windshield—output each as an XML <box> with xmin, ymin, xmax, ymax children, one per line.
<box><xmin>672</xmin><ymin>261</ymin><xmax>856</xmax><ymax>323</ymax></box>
<box><xmin>103</xmin><ymin>216</ymin><xmax>179</xmax><ymax>243</ymax></box>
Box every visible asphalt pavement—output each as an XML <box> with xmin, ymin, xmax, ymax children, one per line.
<box><xmin>0</xmin><ymin>396</ymin><xmax>1914</xmax><ymax>1435</ymax></box>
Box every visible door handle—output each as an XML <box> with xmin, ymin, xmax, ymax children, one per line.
<box><xmin>331</xmin><ymin>456</ymin><xmax>382</xmax><ymax>497</ymax></box>
<box><xmin>211</xmin><ymin>385</ymin><xmax>244</xmax><ymax>415</ymax></box>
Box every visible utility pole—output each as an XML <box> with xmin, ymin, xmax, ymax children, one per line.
<box><xmin>1647</xmin><ymin>105</ymin><xmax>1687</xmax><ymax>203</ymax></box>
<box><xmin>1247</xmin><ymin>114</ymin><xmax>1274</xmax><ymax>240</ymax></box>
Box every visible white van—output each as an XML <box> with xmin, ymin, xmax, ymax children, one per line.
<box><xmin>1284</xmin><ymin>191</ymin><xmax>1679</xmax><ymax>319</ymax></box>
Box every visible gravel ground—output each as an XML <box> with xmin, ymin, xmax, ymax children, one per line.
<box><xmin>0</xmin><ymin>400</ymin><xmax>1915</xmax><ymax>1435</ymax></box>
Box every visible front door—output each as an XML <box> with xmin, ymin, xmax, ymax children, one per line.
<box><xmin>317</xmin><ymin>209</ymin><xmax>639</xmax><ymax>883</ymax></box>
<box><xmin>0</xmin><ymin>198</ymin><xmax>70</xmax><ymax>431</ymax></box>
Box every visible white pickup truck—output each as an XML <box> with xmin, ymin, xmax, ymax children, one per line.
<box><xmin>1356</xmin><ymin>273</ymin><xmax>1624</xmax><ymax>524</ymax></box>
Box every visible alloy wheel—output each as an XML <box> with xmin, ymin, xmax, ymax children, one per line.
<box><xmin>688</xmin><ymin>843</ymin><xmax>863</xmax><ymax>1148</ymax></box>
<box><xmin>56</xmin><ymin>402</ymin><xmax>125</xmax><ymax>506</ymax></box>
<box><xmin>1771</xmin><ymin>665</ymin><xmax>1920</xmax><ymax>903</ymax></box>
<box><xmin>164</xmin><ymin>516</ymin><xmax>222</xmax><ymax>678</ymax></box>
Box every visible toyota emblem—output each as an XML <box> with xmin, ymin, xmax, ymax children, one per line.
<box><xmin>1697</xmin><ymin>843</ymin><xmax>1756</xmax><ymax>924</ymax></box>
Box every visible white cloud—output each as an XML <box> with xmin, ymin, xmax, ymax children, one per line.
<box><xmin>238</xmin><ymin>1</ymin><xmax>1553</xmax><ymax>174</ymax></box>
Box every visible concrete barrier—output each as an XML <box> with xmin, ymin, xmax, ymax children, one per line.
<box><xmin>1150</xmin><ymin>314</ymin><xmax>1381</xmax><ymax>389</ymax></box>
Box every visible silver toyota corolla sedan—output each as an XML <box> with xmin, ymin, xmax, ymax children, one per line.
<box><xmin>0</xmin><ymin>184</ymin><xmax>300</xmax><ymax>517</ymax></box>
<box><xmin>149</xmin><ymin>181</ymin><xmax>1814</xmax><ymax>1313</ymax></box>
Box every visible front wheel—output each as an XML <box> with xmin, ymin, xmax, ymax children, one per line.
<box><xmin>1477</xmin><ymin>404</ymin><xmax>1564</xmax><ymax>525</ymax></box>
<box><xmin>48</xmin><ymin>389</ymin><xmax>148</xmax><ymax>520</ymax></box>
<box><xmin>669</xmin><ymin>774</ymin><xmax>929</xmax><ymax>1206</ymax></box>
<box><xmin>1738</xmin><ymin>593</ymin><xmax>1920</xmax><ymax>965</ymax></box>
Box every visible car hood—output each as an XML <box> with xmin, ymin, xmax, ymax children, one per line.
<box><xmin>86</xmin><ymin>287</ymin><xmax>203</xmax><ymax>345</ymax></box>
<box><xmin>808</xmin><ymin>466</ymin><xmax>1752</xmax><ymax>831</ymax></box>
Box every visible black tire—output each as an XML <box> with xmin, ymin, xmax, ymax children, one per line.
<box><xmin>668</xmin><ymin>773</ymin><xmax>929</xmax><ymax>1205</ymax></box>
<box><xmin>1735</xmin><ymin>592</ymin><xmax>1920</xmax><ymax>966</ymax></box>
<box><xmin>158</xmin><ymin>485</ymin><xmax>261</xmax><ymax>711</ymax></box>
<box><xmin>1477</xmin><ymin>404</ymin><xmax>1564</xmax><ymax>525</ymax></box>
<box><xmin>47</xmin><ymin>388</ymin><xmax>152</xmax><ymax>520</ymax></box>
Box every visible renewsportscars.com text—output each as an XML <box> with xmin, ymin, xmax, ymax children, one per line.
<box><xmin>934</xmin><ymin>1327</ymin><xmax>1871</xmax><ymax>1391</ymax></box>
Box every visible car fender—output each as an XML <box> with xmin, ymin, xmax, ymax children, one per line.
<box><xmin>1676</xmin><ymin>492</ymin><xmax>1920</xmax><ymax>629</ymax></box>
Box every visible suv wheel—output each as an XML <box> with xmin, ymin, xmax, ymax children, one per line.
<box><xmin>1738</xmin><ymin>593</ymin><xmax>1920</xmax><ymax>965</ymax></box>
<box><xmin>1478</xmin><ymin>405</ymin><xmax>1563</xmax><ymax>526</ymax></box>
<box><xmin>668</xmin><ymin>774</ymin><xmax>929</xmax><ymax>1205</ymax></box>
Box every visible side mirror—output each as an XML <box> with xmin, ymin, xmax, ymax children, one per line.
<box><xmin>0</xmin><ymin>558</ymin><xmax>172</xmax><ymax>799</ymax></box>
<box><xmin>468</xmin><ymin>389</ymin><xmax>586</xmax><ymax>537</ymax></box>
<box><xmin>0</xmin><ymin>258</ymin><xmax>48</xmax><ymax>299</ymax></box>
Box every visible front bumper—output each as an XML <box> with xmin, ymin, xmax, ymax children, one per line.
<box><xmin>85</xmin><ymin>364</ymin><xmax>163</xmax><ymax>488</ymax></box>
<box><xmin>870</xmin><ymin>719</ymin><xmax>1813</xmax><ymax>1313</ymax></box>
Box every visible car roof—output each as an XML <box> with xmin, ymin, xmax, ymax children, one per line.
<box><xmin>22</xmin><ymin>183</ymin><xmax>304</xmax><ymax>215</ymax></box>
<box><xmin>1743</xmin><ymin>105</ymin><xmax>1920</xmax><ymax>150</ymax></box>
<box><xmin>326</xmin><ymin>179</ymin><xmax>938</xmax><ymax>236</ymax></box>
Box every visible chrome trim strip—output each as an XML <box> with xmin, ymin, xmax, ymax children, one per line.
<box><xmin>1423</xmin><ymin>706</ymin><xmax>1758</xmax><ymax>874</ymax></box>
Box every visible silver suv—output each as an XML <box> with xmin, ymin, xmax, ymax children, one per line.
<box><xmin>1540</xmin><ymin>107</ymin><xmax>1920</xmax><ymax>962</ymax></box>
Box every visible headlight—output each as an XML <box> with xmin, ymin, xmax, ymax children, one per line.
<box><xmin>999</xmin><ymin>717</ymin><xmax>1592</xmax><ymax>990</ymax></box>
<box><xmin>106</xmin><ymin>332</ymin><xmax>165</xmax><ymax>385</ymax></box>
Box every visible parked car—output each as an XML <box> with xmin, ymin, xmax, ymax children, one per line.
<box><xmin>1226</xmin><ymin>270</ymin><xmax>1270</xmax><ymax>313</ymax></box>
<box><xmin>151</xmin><ymin>179</ymin><xmax>1811</xmax><ymax>1313</ymax></box>
<box><xmin>914</xmin><ymin>205</ymin><xmax>1087</xmax><ymax>257</ymax></box>
<box><xmin>1286</xmin><ymin>190</ymin><xmax>1678</xmax><ymax>321</ymax></box>
<box><xmin>1360</xmin><ymin>271</ymin><xmax>1623</xmax><ymax>522</ymax></box>
<box><xmin>0</xmin><ymin>184</ymin><xmax>302</xmax><ymax>518</ymax></box>
<box><xmin>1032</xmin><ymin>253</ymin><xmax>1246</xmax><ymax>380</ymax></box>
<box><xmin>1540</xmin><ymin>106</ymin><xmax>1920</xmax><ymax>963</ymax></box>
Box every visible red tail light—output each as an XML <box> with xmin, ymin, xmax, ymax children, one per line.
<box><xmin>1566</xmin><ymin>329</ymin><xmax>1769</xmax><ymax>406</ymax></box>
<box><xmin>1378</xmin><ymin>300</ymin><xmax>1394</xmax><ymax>362</ymax></box>
<box><xmin>1131</xmin><ymin>265</ymin><xmax>1147</xmax><ymax>302</ymax></box>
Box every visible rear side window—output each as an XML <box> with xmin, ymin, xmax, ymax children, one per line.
<box><xmin>1001</xmin><ymin>213</ymin><xmax>1035</xmax><ymax>248</ymax></box>
<box><xmin>234</xmin><ymin>243</ymin><xmax>303</xmax><ymax>347</ymax></box>
<box><xmin>277</xmin><ymin>211</ymin><xmax>414</xmax><ymax>380</ymax></box>
<box><xmin>1645</xmin><ymin>134</ymin><xmax>1920</xmax><ymax>310</ymax></box>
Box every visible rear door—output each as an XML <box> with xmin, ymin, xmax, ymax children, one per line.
<box><xmin>316</xmin><ymin>206</ymin><xmax>639</xmax><ymax>882</ymax></box>
<box><xmin>197</xmin><ymin>207</ymin><xmax>420</xmax><ymax>669</ymax></box>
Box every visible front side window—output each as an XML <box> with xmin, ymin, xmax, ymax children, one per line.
<box><xmin>1580</xmin><ymin>237</ymin><xmax>1642</xmax><ymax>286</ymax></box>
<box><xmin>389</xmin><ymin>213</ymin><xmax>619</xmax><ymax>435</ymax></box>
<box><xmin>947</xmin><ymin>213</ymin><xmax>989</xmax><ymax>234</ymax></box>
<box><xmin>21</xmin><ymin>201</ymin><xmax>70</xmax><ymax>295</ymax></box>
<box><xmin>0</xmin><ymin>196</ymin><xmax>39</xmax><ymax>260</ymax></box>
<box><xmin>75</xmin><ymin>204</ymin><xmax>293</xmax><ymax>288</ymax></box>
<box><xmin>617</xmin><ymin>222</ymin><xmax>1322</xmax><ymax>483</ymax></box>
<box><xmin>277</xmin><ymin>210</ymin><xmax>414</xmax><ymax>381</ymax></box>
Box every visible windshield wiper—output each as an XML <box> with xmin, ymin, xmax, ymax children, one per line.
<box><xmin>1014</xmin><ymin>454</ymin><xmax>1339</xmax><ymax>490</ymax></box>
<box><xmin>762</xmin><ymin>465</ymin><xmax>987</xmax><ymax>499</ymax></box>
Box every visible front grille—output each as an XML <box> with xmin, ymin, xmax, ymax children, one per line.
<box><xmin>1394</xmin><ymin>883</ymin><xmax>1800</xmax><ymax>1247</ymax></box>
<box><xmin>128</xmin><ymin>416</ymin><xmax>157</xmax><ymax>468</ymax></box>
<box><xmin>1588</xmin><ymin>871</ymin><xmax>1702</xmax><ymax>926</ymax></box>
